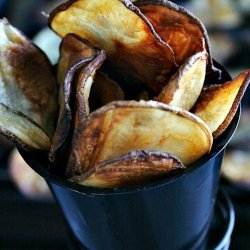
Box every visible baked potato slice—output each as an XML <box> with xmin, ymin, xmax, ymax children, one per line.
<box><xmin>135</xmin><ymin>0</ymin><xmax>216</xmax><ymax>74</ymax></box>
<box><xmin>0</xmin><ymin>104</ymin><xmax>51</xmax><ymax>150</ymax></box>
<box><xmin>49</xmin><ymin>0</ymin><xmax>177</xmax><ymax>94</ymax></box>
<box><xmin>57</xmin><ymin>33</ymin><xmax>97</xmax><ymax>97</ymax></box>
<box><xmin>156</xmin><ymin>51</ymin><xmax>207</xmax><ymax>110</ymax></box>
<box><xmin>71</xmin><ymin>150</ymin><xmax>184</xmax><ymax>188</ymax></box>
<box><xmin>67</xmin><ymin>100</ymin><xmax>212</xmax><ymax>176</ymax></box>
<box><xmin>0</xmin><ymin>19</ymin><xmax>57</xmax><ymax>149</ymax></box>
<box><xmin>75</xmin><ymin>50</ymin><xmax>106</xmax><ymax>121</ymax></box>
<box><xmin>49</xmin><ymin>34</ymin><xmax>99</xmax><ymax>162</ymax></box>
<box><xmin>193</xmin><ymin>69</ymin><xmax>250</xmax><ymax>138</ymax></box>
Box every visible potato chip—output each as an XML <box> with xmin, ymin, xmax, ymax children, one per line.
<box><xmin>67</xmin><ymin>100</ymin><xmax>212</xmax><ymax>176</ymax></box>
<box><xmin>49</xmin><ymin>34</ymin><xmax>103</xmax><ymax>163</ymax></box>
<box><xmin>75</xmin><ymin>50</ymin><xmax>106</xmax><ymax>122</ymax></box>
<box><xmin>71</xmin><ymin>150</ymin><xmax>185</xmax><ymax>188</ymax></box>
<box><xmin>135</xmin><ymin>0</ymin><xmax>217</xmax><ymax>74</ymax></box>
<box><xmin>156</xmin><ymin>51</ymin><xmax>207</xmax><ymax>110</ymax></box>
<box><xmin>57</xmin><ymin>34</ymin><xmax>97</xmax><ymax>100</ymax></box>
<box><xmin>0</xmin><ymin>19</ymin><xmax>57</xmax><ymax>149</ymax></box>
<box><xmin>49</xmin><ymin>0</ymin><xmax>177</xmax><ymax>94</ymax></box>
<box><xmin>0</xmin><ymin>104</ymin><xmax>51</xmax><ymax>150</ymax></box>
<box><xmin>193</xmin><ymin>69</ymin><xmax>250</xmax><ymax>138</ymax></box>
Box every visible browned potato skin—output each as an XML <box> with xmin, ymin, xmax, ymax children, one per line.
<box><xmin>57</xmin><ymin>34</ymin><xmax>97</xmax><ymax>87</ymax></box>
<box><xmin>67</xmin><ymin>100</ymin><xmax>212</xmax><ymax>177</ymax></box>
<box><xmin>75</xmin><ymin>50</ymin><xmax>106</xmax><ymax>125</ymax></box>
<box><xmin>135</xmin><ymin>0</ymin><xmax>215</xmax><ymax>73</ymax></box>
<box><xmin>193</xmin><ymin>69</ymin><xmax>250</xmax><ymax>138</ymax></box>
<box><xmin>50</xmin><ymin>41</ymin><xmax>106</xmax><ymax>169</ymax></box>
<box><xmin>71</xmin><ymin>150</ymin><xmax>185</xmax><ymax>188</ymax></box>
<box><xmin>0</xmin><ymin>104</ymin><xmax>51</xmax><ymax>151</ymax></box>
<box><xmin>49</xmin><ymin>34</ymin><xmax>99</xmax><ymax>163</ymax></box>
<box><xmin>156</xmin><ymin>51</ymin><xmax>207</xmax><ymax>110</ymax></box>
<box><xmin>49</xmin><ymin>0</ymin><xmax>177</xmax><ymax>94</ymax></box>
<box><xmin>0</xmin><ymin>19</ymin><xmax>57</xmax><ymax>150</ymax></box>
<box><xmin>0</xmin><ymin>19</ymin><xmax>57</xmax><ymax>139</ymax></box>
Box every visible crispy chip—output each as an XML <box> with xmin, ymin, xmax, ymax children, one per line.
<box><xmin>49</xmin><ymin>34</ymin><xmax>98</xmax><ymax>163</ymax></box>
<box><xmin>0</xmin><ymin>19</ymin><xmax>57</xmax><ymax>149</ymax></box>
<box><xmin>193</xmin><ymin>69</ymin><xmax>250</xmax><ymax>138</ymax></box>
<box><xmin>49</xmin><ymin>0</ymin><xmax>177</xmax><ymax>94</ymax></box>
<box><xmin>0</xmin><ymin>104</ymin><xmax>51</xmax><ymax>150</ymax></box>
<box><xmin>57</xmin><ymin>36</ymin><xmax>123</xmax><ymax>113</ymax></box>
<box><xmin>75</xmin><ymin>50</ymin><xmax>106</xmax><ymax>122</ymax></box>
<box><xmin>156</xmin><ymin>51</ymin><xmax>207</xmax><ymax>110</ymax></box>
<box><xmin>135</xmin><ymin>0</ymin><xmax>216</xmax><ymax>73</ymax></box>
<box><xmin>57</xmin><ymin>34</ymin><xmax>97</xmax><ymax>100</ymax></box>
<box><xmin>71</xmin><ymin>150</ymin><xmax>185</xmax><ymax>188</ymax></box>
<box><xmin>67</xmin><ymin>100</ymin><xmax>212</xmax><ymax>176</ymax></box>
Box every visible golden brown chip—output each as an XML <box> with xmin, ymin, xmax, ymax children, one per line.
<box><xmin>57</xmin><ymin>33</ymin><xmax>97</xmax><ymax>100</ymax></box>
<box><xmin>67</xmin><ymin>100</ymin><xmax>212</xmax><ymax>176</ymax></box>
<box><xmin>49</xmin><ymin>34</ymin><xmax>99</xmax><ymax>163</ymax></box>
<box><xmin>0</xmin><ymin>104</ymin><xmax>51</xmax><ymax>150</ymax></box>
<box><xmin>193</xmin><ymin>69</ymin><xmax>250</xmax><ymax>138</ymax></box>
<box><xmin>75</xmin><ymin>50</ymin><xmax>106</xmax><ymax>122</ymax></box>
<box><xmin>0</xmin><ymin>19</ymin><xmax>57</xmax><ymax>149</ymax></box>
<box><xmin>49</xmin><ymin>0</ymin><xmax>177</xmax><ymax>94</ymax></box>
<box><xmin>71</xmin><ymin>150</ymin><xmax>185</xmax><ymax>188</ymax></box>
<box><xmin>156</xmin><ymin>51</ymin><xmax>207</xmax><ymax>110</ymax></box>
<box><xmin>135</xmin><ymin>0</ymin><xmax>216</xmax><ymax>73</ymax></box>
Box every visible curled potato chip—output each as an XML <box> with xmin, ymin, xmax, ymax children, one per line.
<box><xmin>56</xmin><ymin>34</ymin><xmax>97</xmax><ymax>100</ymax></box>
<box><xmin>0</xmin><ymin>104</ymin><xmax>51</xmax><ymax>150</ymax></box>
<box><xmin>135</xmin><ymin>0</ymin><xmax>216</xmax><ymax>72</ymax></box>
<box><xmin>71</xmin><ymin>150</ymin><xmax>185</xmax><ymax>188</ymax></box>
<box><xmin>75</xmin><ymin>50</ymin><xmax>106</xmax><ymax>122</ymax></box>
<box><xmin>193</xmin><ymin>69</ymin><xmax>250</xmax><ymax>138</ymax></box>
<box><xmin>156</xmin><ymin>51</ymin><xmax>207</xmax><ymax>110</ymax></box>
<box><xmin>49</xmin><ymin>0</ymin><xmax>177</xmax><ymax>94</ymax></box>
<box><xmin>0</xmin><ymin>19</ymin><xmax>57</xmax><ymax>149</ymax></box>
<box><xmin>49</xmin><ymin>34</ymin><xmax>98</xmax><ymax>162</ymax></box>
<box><xmin>67</xmin><ymin>100</ymin><xmax>212</xmax><ymax>176</ymax></box>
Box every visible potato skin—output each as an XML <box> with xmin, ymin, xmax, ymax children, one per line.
<box><xmin>71</xmin><ymin>150</ymin><xmax>185</xmax><ymax>188</ymax></box>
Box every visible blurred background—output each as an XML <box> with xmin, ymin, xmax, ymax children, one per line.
<box><xmin>0</xmin><ymin>0</ymin><xmax>249</xmax><ymax>249</ymax></box>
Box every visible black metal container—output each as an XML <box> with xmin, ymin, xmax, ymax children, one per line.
<box><xmin>20</xmin><ymin>62</ymin><xmax>240</xmax><ymax>250</ymax></box>
<box><xmin>20</xmin><ymin>104</ymin><xmax>240</xmax><ymax>250</ymax></box>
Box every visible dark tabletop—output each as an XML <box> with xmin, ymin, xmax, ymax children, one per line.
<box><xmin>0</xmin><ymin>146</ymin><xmax>250</xmax><ymax>250</ymax></box>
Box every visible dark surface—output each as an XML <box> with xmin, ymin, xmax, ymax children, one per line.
<box><xmin>0</xmin><ymin>149</ymin><xmax>69</xmax><ymax>250</ymax></box>
<box><xmin>230</xmin><ymin>197</ymin><xmax>250</xmax><ymax>250</ymax></box>
<box><xmin>222</xmin><ymin>182</ymin><xmax>250</xmax><ymax>250</ymax></box>
<box><xmin>0</xmin><ymin>0</ymin><xmax>249</xmax><ymax>249</ymax></box>
<box><xmin>0</xmin><ymin>147</ymin><xmax>250</xmax><ymax>250</ymax></box>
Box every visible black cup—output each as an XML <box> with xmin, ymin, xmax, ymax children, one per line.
<box><xmin>19</xmin><ymin>105</ymin><xmax>240</xmax><ymax>250</ymax></box>
<box><xmin>19</xmin><ymin>63</ymin><xmax>240</xmax><ymax>250</ymax></box>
